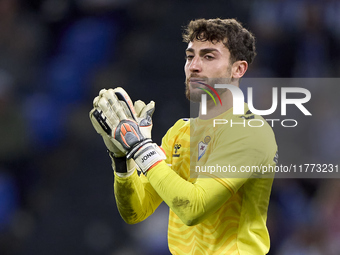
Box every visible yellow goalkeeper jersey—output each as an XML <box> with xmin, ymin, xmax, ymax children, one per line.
<box><xmin>114</xmin><ymin>103</ymin><xmax>277</xmax><ymax>255</ymax></box>
<box><xmin>161</xmin><ymin>104</ymin><xmax>277</xmax><ymax>255</ymax></box>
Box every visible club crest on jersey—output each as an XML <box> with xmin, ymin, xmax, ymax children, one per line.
<box><xmin>198</xmin><ymin>136</ymin><xmax>211</xmax><ymax>161</ymax></box>
<box><xmin>273</xmin><ymin>150</ymin><xmax>279</xmax><ymax>164</ymax></box>
<box><xmin>173</xmin><ymin>143</ymin><xmax>181</xmax><ymax>158</ymax></box>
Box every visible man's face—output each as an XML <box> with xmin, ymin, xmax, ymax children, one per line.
<box><xmin>184</xmin><ymin>40</ymin><xmax>233</xmax><ymax>102</ymax></box>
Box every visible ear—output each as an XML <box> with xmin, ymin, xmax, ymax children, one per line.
<box><xmin>231</xmin><ymin>60</ymin><xmax>248</xmax><ymax>79</ymax></box>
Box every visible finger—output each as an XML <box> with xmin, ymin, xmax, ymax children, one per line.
<box><xmin>140</xmin><ymin>101</ymin><xmax>155</xmax><ymax>118</ymax></box>
<box><xmin>138</xmin><ymin>101</ymin><xmax>155</xmax><ymax>127</ymax></box>
<box><xmin>97</xmin><ymin>96</ymin><xmax>121</xmax><ymax>128</ymax></box>
<box><xmin>134</xmin><ymin>100</ymin><xmax>146</xmax><ymax>117</ymax></box>
<box><xmin>120</xmin><ymin>101</ymin><xmax>134</xmax><ymax>119</ymax></box>
<box><xmin>107</xmin><ymin>89</ymin><xmax>131</xmax><ymax>121</ymax></box>
<box><xmin>89</xmin><ymin>107</ymin><xmax>112</xmax><ymax>135</ymax></box>
<box><xmin>99</xmin><ymin>88</ymin><xmax>108</xmax><ymax>97</ymax></box>
<box><xmin>93</xmin><ymin>96</ymin><xmax>100</xmax><ymax>107</ymax></box>
<box><xmin>100</xmin><ymin>89</ymin><xmax>129</xmax><ymax>121</ymax></box>
<box><xmin>104</xmin><ymin>89</ymin><xmax>118</xmax><ymax>107</ymax></box>
<box><xmin>113</xmin><ymin>87</ymin><xmax>137</xmax><ymax>121</ymax></box>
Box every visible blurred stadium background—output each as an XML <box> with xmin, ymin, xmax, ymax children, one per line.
<box><xmin>0</xmin><ymin>0</ymin><xmax>339</xmax><ymax>254</ymax></box>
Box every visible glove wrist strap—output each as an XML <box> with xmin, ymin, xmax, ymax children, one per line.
<box><xmin>109</xmin><ymin>152</ymin><xmax>136</xmax><ymax>178</ymax></box>
<box><xmin>133</xmin><ymin>143</ymin><xmax>166</xmax><ymax>174</ymax></box>
<box><xmin>126</xmin><ymin>138</ymin><xmax>152</xmax><ymax>159</ymax></box>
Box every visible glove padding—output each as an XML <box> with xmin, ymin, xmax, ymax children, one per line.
<box><xmin>90</xmin><ymin>88</ymin><xmax>148</xmax><ymax>176</ymax></box>
<box><xmin>90</xmin><ymin>87</ymin><xmax>165</xmax><ymax>174</ymax></box>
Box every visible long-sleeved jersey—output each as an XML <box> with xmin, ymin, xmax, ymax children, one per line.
<box><xmin>114</xmin><ymin>103</ymin><xmax>277</xmax><ymax>254</ymax></box>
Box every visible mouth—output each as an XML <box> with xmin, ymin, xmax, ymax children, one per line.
<box><xmin>190</xmin><ymin>78</ymin><xmax>205</xmax><ymax>82</ymax></box>
<box><xmin>189</xmin><ymin>78</ymin><xmax>207</xmax><ymax>88</ymax></box>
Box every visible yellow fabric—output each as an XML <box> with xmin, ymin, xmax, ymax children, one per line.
<box><xmin>114</xmin><ymin>170</ymin><xmax>162</xmax><ymax>224</ymax></box>
<box><xmin>114</xmin><ymin>103</ymin><xmax>277</xmax><ymax>255</ymax></box>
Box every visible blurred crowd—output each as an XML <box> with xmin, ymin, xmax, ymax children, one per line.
<box><xmin>0</xmin><ymin>0</ymin><xmax>339</xmax><ymax>254</ymax></box>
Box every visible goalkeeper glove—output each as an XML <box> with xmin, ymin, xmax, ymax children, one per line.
<box><xmin>90</xmin><ymin>87</ymin><xmax>166</xmax><ymax>174</ymax></box>
<box><xmin>90</xmin><ymin>88</ymin><xmax>139</xmax><ymax>176</ymax></box>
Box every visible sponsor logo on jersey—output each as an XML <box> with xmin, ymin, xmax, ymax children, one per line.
<box><xmin>173</xmin><ymin>143</ymin><xmax>181</xmax><ymax>157</ymax></box>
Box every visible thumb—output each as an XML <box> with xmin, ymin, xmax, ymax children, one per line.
<box><xmin>138</xmin><ymin>101</ymin><xmax>155</xmax><ymax>127</ymax></box>
<box><xmin>140</xmin><ymin>101</ymin><xmax>155</xmax><ymax>119</ymax></box>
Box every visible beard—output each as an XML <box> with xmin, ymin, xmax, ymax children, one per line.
<box><xmin>185</xmin><ymin>77</ymin><xmax>232</xmax><ymax>103</ymax></box>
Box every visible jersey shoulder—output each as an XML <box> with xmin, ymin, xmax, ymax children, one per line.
<box><xmin>166</xmin><ymin>118</ymin><xmax>190</xmax><ymax>139</ymax></box>
<box><xmin>172</xmin><ymin>118</ymin><xmax>190</xmax><ymax>130</ymax></box>
<box><xmin>161</xmin><ymin>118</ymin><xmax>190</xmax><ymax>152</ymax></box>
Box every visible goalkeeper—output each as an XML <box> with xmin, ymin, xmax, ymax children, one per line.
<box><xmin>90</xmin><ymin>18</ymin><xmax>277</xmax><ymax>255</ymax></box>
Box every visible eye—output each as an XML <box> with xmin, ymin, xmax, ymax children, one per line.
<box><xmin>204</xmin><ymin>55</ymin><xmax>214</xmax><ymax>60</ymax></box>
<box><xmin>185</xmin><ymin>55</ymin><xmax>194</xmax><ymax>60</ymax></box>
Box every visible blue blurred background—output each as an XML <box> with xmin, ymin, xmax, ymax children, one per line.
<box><xmin>0</xmin><ymin>0</ymin><xmax>339</xmax><ymax>254</ymax></box>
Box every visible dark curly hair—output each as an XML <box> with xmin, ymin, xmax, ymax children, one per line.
<box><xmin>182</xmin><ymin>18</ymin><xmax>256</xmax><ymax>64</ymax></box>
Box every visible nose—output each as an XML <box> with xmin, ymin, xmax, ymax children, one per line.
<box><xmin>189</xmin><ymin>56</ymin><xmax>202</xmax><ymax>73</ymax></box>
